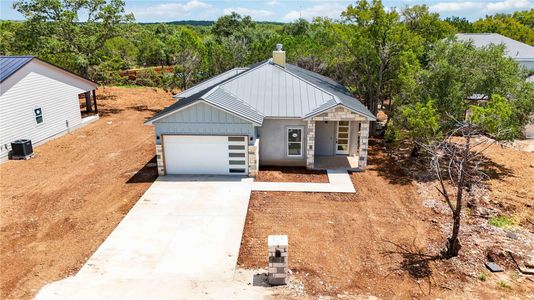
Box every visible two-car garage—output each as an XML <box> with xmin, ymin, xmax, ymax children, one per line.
<box><xmin>161</xmin><ymin>135</ymin><xmax>248</xmax><ymax>175</ymax></box>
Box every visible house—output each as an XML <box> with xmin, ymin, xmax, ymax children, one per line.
<box><xmin>456</xmin><ymin>33</ymin><xmax>534</xmax><ymax>70</ymax></box>
<box><xmin>456</xmin><ymin>34</ymin><xmax>534</xmax><ymax>139</ymax></box>
<box><xmin>145</xmin><ymin>45</ymin><xmax>375</xmax><ymax>176</ymax></box>
<box><xmin>0</xmin><ymin>56</ymin><xmax>98</xmax><ymax>161</ymax></box>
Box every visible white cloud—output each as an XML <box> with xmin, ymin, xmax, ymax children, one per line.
<box><xmin>223</xmin><ymin>7</ymin><xmax>275</xmax><ymax>20</ymax></box>
<box><xmin>430</xmin><ymin>0</ymin><xmax>532</xmax><ymax>13</ymax></box>
<box><xmin>284</xmin><ymin>3</ymin><xmax>346</xmax><ymax>21</ymax></box>
<box><xmin>485</xmin><ymin>0</ymin><xmax>531</xmax><ymax>12</ymax></box>
<box><xmin>132</xmin><ymin>0</ymin><xmax>212</xmax><ymax>18</ymax></box>
<box><xmin>267</xmin><ymin>0</ymin><xmax>280</xmax><ymax>6</ymax></box>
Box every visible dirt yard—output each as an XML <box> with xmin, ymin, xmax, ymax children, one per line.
<box><xmin>255</xmin><ymin>167</ymin><xmax>328</xmax><ymax>183</ymax></box>
<box><xmin>239</xmin><ymin>141</ymin><xmax>534</xmax><ymax>299</ymax></box>
<box><xmin>0</xmin><ymin>87</ymin><xmax>173</xmax><ymax>300</ymax></box>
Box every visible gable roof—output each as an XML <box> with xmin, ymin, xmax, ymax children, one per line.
<box><xmin>0</xmin><ymin>56</ymin><xmax>98</xmax><ymax>85</ymax></box>
<box><xmin>455</xmin><ymin>33</ymin><xmax>534</xmax><ymax>61</ymax></box>
<box><xmin>146</xmin><ymin>60</ymin><xmax>375</xmax><ymax>125</ymax></box>
<box><xmin>0</xmin><ymin>56</ymin><xmax>34</xmax><ymax>82</ymax></box>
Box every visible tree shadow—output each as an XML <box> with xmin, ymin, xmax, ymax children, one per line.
<box><xmin>259</xmin><ymin>166</ymin><xmax>326</xmax><ymax>176</ymax></box>
<box><xmin>97</xmin><ymin>108</ymin><xmax>125</xmax><ymax>117</ymax></box>
<box><xmin>365</xmin><ymin>139</ymin><xmax>416</xmax><ymax>185</ymax></box>
<box><xmin>368</xmin><ymin>138</ymin><xmax>514</xmax><ymax>186</ymax></box>
<box><xmin>128</xmin><ymin>105</ymin><xmax>163</xmax><ymax>114</ymax></box>
<box><xmin>381</xmin><ymin>239</ymin><xmax>440</xmax><ymax>295</ymax></box>
<box><xmin>127</xmin><ymin>156</ymin><xmax>159</xmax><ymax>184</ymax></box>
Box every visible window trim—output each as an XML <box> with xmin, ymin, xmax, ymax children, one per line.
<box><xmin>286</xmin><ymin>126</ymin><xmax>304</xmax><ymax>157</ymax></box>
<box><xmin>34</xmin><ymin>107</ymin><xmax>44</xmax><ymax>125</ymax></box>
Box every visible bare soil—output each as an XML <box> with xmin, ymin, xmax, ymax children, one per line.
<box><xmin>238</xmin><ymin>141</ymin><xmax>534</xmax><ymax>299</ymax></box>
<box><xmin>255</xmin><ymin>167</ymin><xmax>328</xmax><ymax>183</ymax></box>
<box><xmin>0</xmin><ymin>86</ymin><xmax>173</xmax><ymax>300</ymax></box>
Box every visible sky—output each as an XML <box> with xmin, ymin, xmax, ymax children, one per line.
<box><xmin>0</xmin><ymin>0</ymin><xmax>532</xmax><ymax>23</ymax></box>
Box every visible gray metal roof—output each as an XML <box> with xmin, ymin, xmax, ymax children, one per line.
<box><xmin>219</xmin><ymin>62</ymin><xmax>335</xmax><ymax>117</ymax></box>
<box><xmin>0</xmin><ymin>56</ymin><xmax>34</xmax><ymax>82</ymax></box>
<box><xmin>146</xmin><ymin>59</ymin><xmax>375</xmax><ymax>125</ymax></box>
<box><xmin>455</xmin><ymin>33</ymin><xmax>534</xmax><ymax>61</ymax></box>
<box><xmin>175</xmin><ymin>67</ymin><xmax>248</xmax><ymax>99</ymax></box>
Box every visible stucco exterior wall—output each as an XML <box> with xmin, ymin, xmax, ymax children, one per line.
<box><xmin>258</xmin><ymin>119</ymin><xmax>307</xmax><ymax>166</ymax></box>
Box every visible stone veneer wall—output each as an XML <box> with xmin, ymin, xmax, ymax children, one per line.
<box><xmin>248</xmin><ymin>138</ymin><xmax>259</xmax><ymax>177</ymax></box>
<box><xmin>358</xmin><ymin>121</ymin><xmax>369</xmax><ymax>169</ymax></box>
<box><xmin>156</xmin><ymin>144</ymin><xmax>165</xmax><ymax>176</ymax></box>
<box><xmin>306</xmin><ymin>106</ymin><xmax>369</xmax><ymax>170</ymax></box>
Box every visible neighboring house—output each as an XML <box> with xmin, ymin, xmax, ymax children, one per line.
<box><xmin>456</xmin><ymin>33</ymin><xmax>534</xmax><ymax>71</ymax></box>
<box><xmin>0</xmin><ymin>56</ymin><xmax>98</xmax><ymax>161</ymax></box>
<box><xmin>456</xmin><ymin>34</ymin><xmax>534</xmax><ymax>139</ymax></box>
<box><xmin>145</xmin><ymin>45</ymin><xmax>376</xmax><ymax>176</ymax></box>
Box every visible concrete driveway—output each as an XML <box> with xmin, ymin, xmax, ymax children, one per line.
<box><xmin>36</xmin><ymin>175</ymin><xmax>254</xmax><ymax>299</ymax></box>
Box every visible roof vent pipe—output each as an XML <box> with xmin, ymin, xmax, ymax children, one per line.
<box><xmin>273</xmin><ymin>43</ymin><xmax>286</xmax><ymax>68</ymax></box>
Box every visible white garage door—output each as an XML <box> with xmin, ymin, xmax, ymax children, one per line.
<box><xmin>163</xmin><ymin>135</ymin><xmax>248</xmax><ymax>175</ymax></box>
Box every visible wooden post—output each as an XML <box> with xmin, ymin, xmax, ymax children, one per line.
<box><xmin>92</xmin><ymin>90</ymin><xmax>98</xmax><ymax>114</ymax></box>
<box><xmin>85</xmin><ymin>91</ymin><xmax>93</xmax><ymax>113</ymax></box>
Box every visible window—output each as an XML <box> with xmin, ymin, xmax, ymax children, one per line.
<box><xmin>34</xmin><ymin>108</ymin><xmax>43</xmax><ymax>124</ymax></box>
<box><xmin>287</xmin><ymin>127</ymin><xmax>303</xmax><ymax>157</ymax></box>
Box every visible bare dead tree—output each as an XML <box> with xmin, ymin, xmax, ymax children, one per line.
<box><xmin>421</xmin><ymin>119</ymin><xmax>495</xmax><ymax>258</ymax></box>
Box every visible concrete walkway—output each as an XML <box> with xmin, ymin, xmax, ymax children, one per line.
<box><xmin>251</xmin><ymin>170</ymin><xmax>355</xmax><ymax>193</ymax></box>
<box><xmin>36</xmin><ymin>175</ymin><xmax>257</xmax><ymax>299</ymax></box>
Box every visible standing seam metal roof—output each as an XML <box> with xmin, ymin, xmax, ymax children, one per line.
<box><xmin>455</xmin><ymin>33</ymin><xmax>534</xmax><ymax>60</ymax></box>
<box><xmin>0</xmin><ymin>56</ymin><xmax>34</xmax><ymax>82</ymax></box>
<box><xmin>145</xmin><ymin>59</ymin><xmax>376</xmax><ymax>124</ymax></box>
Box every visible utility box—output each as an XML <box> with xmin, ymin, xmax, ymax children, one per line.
<box><xmin>268</xmin><ymin>235</ymin><xmax>288</xmax><ymax>285</ymax></box>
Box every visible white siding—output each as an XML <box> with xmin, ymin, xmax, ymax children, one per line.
<box><xmin>154</xmin><ymin>102</ymin><xmax>255</xmax><ymax>145</ymax></box>
<box><xmin>0</xmin><ymin>60</ymin><xmax>95</xmax><ymax>159</ymax></box>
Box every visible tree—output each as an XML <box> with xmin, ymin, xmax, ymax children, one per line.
<box><xmin>424</xmin><ymin>94</ymin><xmax>516</xmax><ymax>258</ymax></box>
<box><xmin>417</xmin><ymin>39</ymin><xmax>532</xmax><ymax>129</ymax></box>
<box><xmin>13</xmin><ymin>0</ymin><xmax>133</xmax><ymax>77</ymax></box>
<box><xmin>473</xmin><ymin>12</ymin><xmax>534</xmax><ymax>45</ymax></box>
<box><xmin>444</xmin><ymin>16</ymin><xmax>474</xmax><ymax>33</ymax></box>
<box><xmin>211</xmin><ymin>12</ymin><xmax>255</xmax><ymax>41</ymax></box>
<box><xmin>336</xmin><ymin>0</ymin><xmax>420</xmax><ymax>135</ymax></box>
<box><xmin>396</xmin><ymin>100</ymin><xmax>441</xmax><ymax>156</ymax></box>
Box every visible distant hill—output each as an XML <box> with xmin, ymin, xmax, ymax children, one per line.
<box><xmin>140</xmin><ymin>20</ymin><xmax>285</xmax><ymax>26</ymax></box>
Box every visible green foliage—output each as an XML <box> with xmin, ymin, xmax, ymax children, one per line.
<box><xmin>471</xmin><ymin>94</ymin><xmax>517</xmax><ymax>140</ymax></box>
<box><xmin>473</xmin><ymin>10</ymin><xmax>534</xmax><ymax>45</ymax></box>
<box><xmin>12</xmin><ymin>0</ymin><xmax>134</xmax><ymax>75</ymax></box>
<box><xmin>133</xmin><ymin>68</ymin><xmax>161</xmax><ymax>87</ymax></box>
<box><xmin>397</xmin><ymin>100</ymin><xmax>441</xmax><ymax>144</ymax></box>
<box><xmin>477</xmin><ymin>273</ymin><xmax>489</xmax><ymax>282</ymax></box>
<box><xmin>496</xmin><ymin>280</ymin><xmax>512</xmax><ymax>289</ymax></box>
<box><xmin>488</xmin><ymin>215</ymin><xmax>516</xmax><ymax>228</ymax></box>
<box><xmin>211</xmin><ymin>12</ymin><xmax>255</xmax><ymax>41</ymax></box>
<box><xmin>445</xmin><ymin>17</ymin><xmax>474</xmax><ymax>33</ymax></box>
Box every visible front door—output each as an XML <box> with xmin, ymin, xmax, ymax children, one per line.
<box><xmin>336</xmin><ymin>121</ymin><xmax>350</xmax><ymax>155</ymax></box>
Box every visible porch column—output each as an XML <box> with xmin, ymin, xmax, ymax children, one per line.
<box><xmin>306</xmin><ymin>120</ymin><xmax>315</xmax><ymax>169</ymax></box>
<box><xmin>358</xmin><ymin>121</ymin><xmax>369</xmax><ymax>169</ymax></box>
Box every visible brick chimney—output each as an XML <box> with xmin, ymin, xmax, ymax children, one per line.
<box><xmin>272</xmin><ymin>44</ymin><xmax>286</xmax><ymax>68</ymax></box>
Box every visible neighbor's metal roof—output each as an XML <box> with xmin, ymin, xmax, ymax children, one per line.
<box><xmin>146</xmin><ymin>60</ymin><xmax>375</xmax><ymax>125</ymax></box>
<box><xmin>0</xmin><ymin>56</ymin><xmax>34</xmax><ymax>82</ymax></box>
<box><xmin>456</xmin><ymin>33</ymin><xmax>534</xmax><ymax>61</ymax></box>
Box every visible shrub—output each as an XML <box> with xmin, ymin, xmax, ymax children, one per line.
<box><xmin>496</xmin><ymin>280</ymin><xmax>511</xmax><ymax>289</ymax></box>
<box><xmin>477</xmin><ymin>272</ymin><xmax>488</xmax><ymax>281</ymax></box>
<box><xmin>488</xmin><ymin>215</ymin><xmax>516</xmax><ymax>228</ymax></box>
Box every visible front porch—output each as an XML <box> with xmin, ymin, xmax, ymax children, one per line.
<box><xmin>306</xmin><ymin>106</ymin><xmax>370</xmax><ymax>171</ymax></box>
<box><xmin>314</xmin><ymin>155</ymin><xmax>360</xmax><ymax>171</ymax></box>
